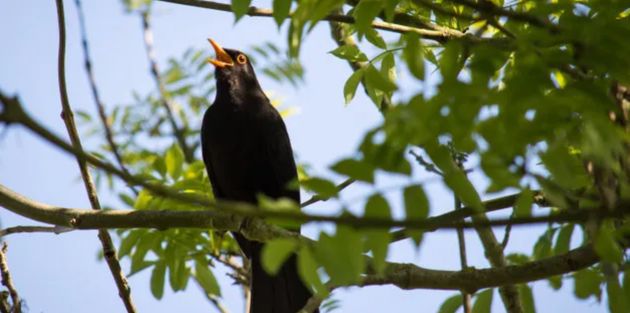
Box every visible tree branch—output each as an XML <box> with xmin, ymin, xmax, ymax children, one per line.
<box><xmin>359</xmin><ymin>243</ymin><xmax>607</xmax><ymax>293</ymax></box>
<box><xmin>0</xmin><ymin>244</ymin><xmax>21</xmax><ymax>313</ymax></box>
<box><xmin>1</xmin><ymin>93</ymin><xmax>629</xmax><ymax>230</ymax></box>
<box><xmin>0</xmin><ymin>183</ymin><xmax>627</xmax><ymax>292</ymax></box>
<box><xmin>156</xmin><ymin>0</ymin><xmax>498</xmax><ymax>44</ymax></box>
<box><xmin>0</xmin><ymin>225</ymin><xmax>73</xmax><ymax>238</ymax></box>
<box><xmin>1</xmin><ymin>182</ymin><xmax>628</xmax><ymax>235</ymax></box>
<box><xmin>140</xmin><ymin>10</ymin><xmax>195</xmax><ymax>163</ymax></box>
<box><xmin>301</xmin><ymin>178</ymin><xmax>355</xmax><ymax>208</ymax></box>
<box><xmin>73</xmin><ymin>0</ymin><xmax>138</xmax><ymax>195</ymax></box>
<box><xmin>53</xmin><ymin>1</ymin><xmax>137</xmax><ymax>311</ymax></box>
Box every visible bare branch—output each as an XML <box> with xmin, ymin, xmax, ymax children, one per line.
<box><xmin>53</xmin><ymin>1</ymin><xmax>136</xmax><ymax>311</ymax></box>
<box><xmin>1</xmin><ymin>182</ymin><xmax>629</xmax><ymax>236</ymax></box>
<box><xmin>0</xmin><ymin>225</ymin><xmax>73</xmax><ymax>238</ymax></box>
<box><xmin>0</xmin><ymin>183</ymin><xmax>627</xmax><ymax>292</ymax></box>
<box><xmin>301</xmin><ymin>178</ymin><xmax>355</xmax><ymax>208</ymax></box>
<box><xmin>359</xmin><ymin>243</ymin><xmax>607</xmax><ymax>292</ymax></box>
<box><xmin>0</xmin><ymin>244</ymin><xmax>21</xmax><ymax>313</ymax></box>
<box><xmin>73</xmin><ymin>0</ymin><xmax>138</xmax><ymax>195</ymax></box>
<box><xmin>297</xmin><ymin>295</ymin><xmax>324</xmax><ymax>313</ymax></box>
<box><xmin>454</xmin><ymin>198</ymin><xmax>471</xmax><ymax>313</ymax></box>
<box><xmin>141</xmin><ymin>10</ymin><xmax>194</xmax><ymax>162</ymax></box>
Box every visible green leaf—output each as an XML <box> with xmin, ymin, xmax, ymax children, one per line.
<box><xmin>165</xmin><ymin>243</ymin><xmax>189</xmax><ymax>292</ymax></box>
<box><xmin>533</xmin><ymin>228</ymin><xmax>555</xmax><ymax>260</ymax></box>
<box><xmin>231</xmin><ymin>0</ymin><xmax>252</xmax><ymax>21</ymax></box>
<box><xmin>130</xmin><ymin>232</ymin><xmax>159</xmax><ymax>275</ymax></box>
<box><xmin>402</xmin><ymin>185</ymin><xmax>429</xmax><ymax>246</ymax></box>
<box><xmin>308</xmin><ymin>0</ymin><xmax>345</xmax><ymax>30</ymax></box>
<box><xmin>298</xmin><ymin>246</ymin><xmax>328</xmax><ymax>296</ymax></box>
<box><xmin>472</xmin><ymin>288</ymin><xmax>493</xmax><ymax>313</ymax></box>
<box><xmin>554</xmin><ymin>223</ymin><xmax>574</xmax><ymax>255</ymax></box>
<box><xmin>134</xmin><ymin>189</ymin><xmax>154</xmax><ymax>210</ymax></box>
<box><xmin>118</xmin><ymin>229</ymin><xmax>145</xmax><ymax>258</ymax></box>
<box><xmin>365</xmin><ymin>64</ymin><xmax>397</xmax><ymax>93</ymax></box>
<box><xmin>574</xmin><ymin>269</ymin><xmax>602</xmax><ymax>300</ymax></box>
<box><xmin>403</xmin><ymin>33</ymin><xmax>424</xmax><ymax>80</ymax></box>
<box><xmin>363</xmin><ymin>194</ymin><xmax>392</xmax><ymax>274</ymax></box>
<box><xmin>380</xmin><ymin>53</ymin><xmax>396</xmax><ymax>92</ymax></box>
<box><xmin>438</xmin><ymin>294</ymin><xmax>462</xmax><ymax>313</ymax></box>
<box><xmin>272</xmin><ymin>0</ymin><xmax>291</xmax><ymax>26</ymax></box>
<box><xmin>352</xmin><ymin>0</ymin><xmax>383</xmax><ymax>35</ymax></box>
<box><xmin>606</xmin><ymin>277</ymin><xmax>629</xmax><ymax>313</ymax></box>
<box><xmin>343</xmin><ymin>68</ymin><xmax>365</xmax><ymax>104</ymax></box>
<box><xmin>150</xmin><ymin>261</ymin><xmax>166</xmax><ymax>299</ymax></box>
<box><xmin>425</xmin><ymin>144</ymin><xmax>483</xmax><ymax>211</ymax></box>
<box><xmin>262</xmin><ymin>238</ymin><xmax>299</xmax><ymax>275</ymax></box>
<box><xmin>518</xmin><ymin>284</ymin><xmax>536</xmax><ymax>313</ymax></box>
<box><xmin>540</xmin><ymin>144</ymin><xmax>589</xmax><ymax>190</ymax></box>
<box><xmin>163</xmin><ymin>65</ymin><xmax>184</xmax><ymax>85</ymax></box>
<box><xmin>594</xmin><ymin>223</ymin><xmax>623</xmax><ymax>263</ymax></box>
<box><xmin>329</xmin><ymin>45</ymin><xmax>368</xmax><ymax>62</ymax></box>
<box><xmin>365</xmin><ymin>28</ymin><xmax>386</xmax><ymax>49</ymax></box>
<box><xmin>623</xmin><ymin>269</ymin><xmax>630</xmax><ymax>305</ymax></box>
<box><xmin>194</xmin><ymin>259</ymin><xmax>221</xmax><ymax>296</ymax></box>
<box><xmin>316</xmin><ymin>225</ymin><xmax>364</xmax><ymax>285</ymax></box>
<box><xmin>165</xmin><ymin>144</ymin><xmax>184</xmax><ymax>180</ymax></box>
<box><xmin>331</xmin><ymin>158</ymin><xmax>375</xmax><ymax>183</ymax></box>
<box><xmin>514</xmin><ymin>188</ymin><xmax>534</xmax><ymax>217</ymax></box>
<box><xmin>301</xmin><ymin>177</ymin><xmax>338</xmax><ymax>199</ymax></box>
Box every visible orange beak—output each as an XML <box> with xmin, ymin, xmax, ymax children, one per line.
<box><xmin>207</xmin><ymin>39</ymin><xmax>233</xmax><ymax>68</ymax></box>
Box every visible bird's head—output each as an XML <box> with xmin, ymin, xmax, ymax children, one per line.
<box><xmin>207</xmin><ymin>39</ymin><xmax>260</xmax><ymax>96</ymax></box>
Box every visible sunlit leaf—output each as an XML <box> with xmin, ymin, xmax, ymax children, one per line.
<box><xmin>262</xmin><ymin>238</ymin><xmax>299</xmax><ymax>275</ymax></box>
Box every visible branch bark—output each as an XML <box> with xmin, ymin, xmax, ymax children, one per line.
<box><xmin>73</xmin><ymin>0</ymin><xmax>138</xmax><ymax>195</ymax></box>
<box><xmin>156</xmin><ymin>0</ymin><xmax>503</xmax><ymax>45</ymax></box>
<box><xmin>0</xmin><ymin>225</ymin><xmax>72</xmax><ymax>238</ymax></box>
<box><xmin>0</xmin><ymin>244</ymin><xmax>20</xmax><ymax>313</ymax></box>
<box><xmin>0</xmin><ymin>182</ymin><xmax>620</xmax><ymax>293</ymax></box>
<box><xmin>141</xmin><ymin>10</ymin><xmax>195</xmax><ymax>163</ymax></box>
<box><xmin>53</xmin><ymin>1</ymin><xmax>137</xmax><ymax>311</ymax></box>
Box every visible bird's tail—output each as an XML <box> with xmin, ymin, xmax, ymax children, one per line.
<box><xmin>236</xmin><ymin>233</ymin><xmax>315</xmax><ymax>313</ymax></box>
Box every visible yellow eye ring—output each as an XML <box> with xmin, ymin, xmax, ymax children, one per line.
<box><xmin>236</xmin><ymin>54</ymin><xmax>247</xmax><ymax>64</ymax></box>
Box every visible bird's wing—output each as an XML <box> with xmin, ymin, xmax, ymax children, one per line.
<box><xmin>258</xmin><ymin>110</ymin><xmax>300</xmax><ymax>204</ymax></box>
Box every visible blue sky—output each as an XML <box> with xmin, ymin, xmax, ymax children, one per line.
<box><xmin>0</xmin><ymin>1</ymin><xmax>606</xmax><ymax>312</ymax></box>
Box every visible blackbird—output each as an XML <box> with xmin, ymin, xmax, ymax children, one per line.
<box><xmin>201</xmin><ymin>39</ymin><xmax>315</xmax><ymax>313</ymax></box>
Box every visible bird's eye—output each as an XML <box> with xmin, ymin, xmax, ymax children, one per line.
<box><xmin>236</xmin><ymin>54</ymin><xmax>247</xmax><ymax>64</ymax></box>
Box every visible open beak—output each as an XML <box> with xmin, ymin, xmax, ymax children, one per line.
<box><xmin>207</xmin><ymin>39</ymin><xmax>233</xmax><ymax>68</ymax></box>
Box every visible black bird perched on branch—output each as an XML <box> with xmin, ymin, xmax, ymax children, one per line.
<box><xmin>201</xmin><ymin>39</ymin><xmax>315</xmax><ymax>313</ymax></box>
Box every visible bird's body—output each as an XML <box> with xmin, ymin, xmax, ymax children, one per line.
<box><xmin>201</xmin><ymin>39</ymin><xmax>315</xmax><ymax>313</ymax></box>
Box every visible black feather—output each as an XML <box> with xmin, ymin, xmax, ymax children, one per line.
<box><xmin>201</xmin><ymin>48</ymin><xmax>315</xmax><ymax>313</ymax></box>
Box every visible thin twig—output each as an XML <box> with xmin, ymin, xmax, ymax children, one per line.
<box><xmin>501</xmin><ymin>211</ymin><xmax>515</xmax><ymax>250</ymax></box>
<box><xmin>73</xmin><ymin>0</ymin><xmax>138</xmax><ymax>195</ymax></box>
<box><xmin>454</xmin><ymin>198</ymin><xmax>472</xmax><ymax>313</ymax></box>
<box><xmin>206</xmin><ymin>294</ymin><xmax>230</xmax><ymax>313</ymax></box>
<box><xmin>410</xmin><ymin>150</ymin><xmax>443</xmax><ymax>176</ymax></box>
<box><xmin>447</xmin><ymin>0</ymin><xmax>557</xmax><ymax>31</ymax></box>
<box><xmin>298</xmin><ymin>295</ymin><xmax>324</xmax><ymax>313</ymax></box>
<box><xmin>0</xmin><ymin>244</ymin><xmax>20</xmax><ymax>313</ymax></box>
<box><xmin>140</xmin><ymin>10</ymin><xmax>194</xmax><ymax>163</ymax></box>
<box><xmin>53</xmin><ymin>1</ymin><xmax>137</xmax><ymax>312</ymax></box>
<box><xmin>301</xmin><ymin>178</ymin><xmax>355</xmax><ymax>208</ymax></box>
<box><xmin>0</xmin><ymin>225</ymin><xmax>73</xmax><ymax>237</ymax></box>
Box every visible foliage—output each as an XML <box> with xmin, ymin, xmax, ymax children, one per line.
<box><xmin>60</xmin><ymin>0</ymin><xmax>630</xmax><ymax>312</ymax></box>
